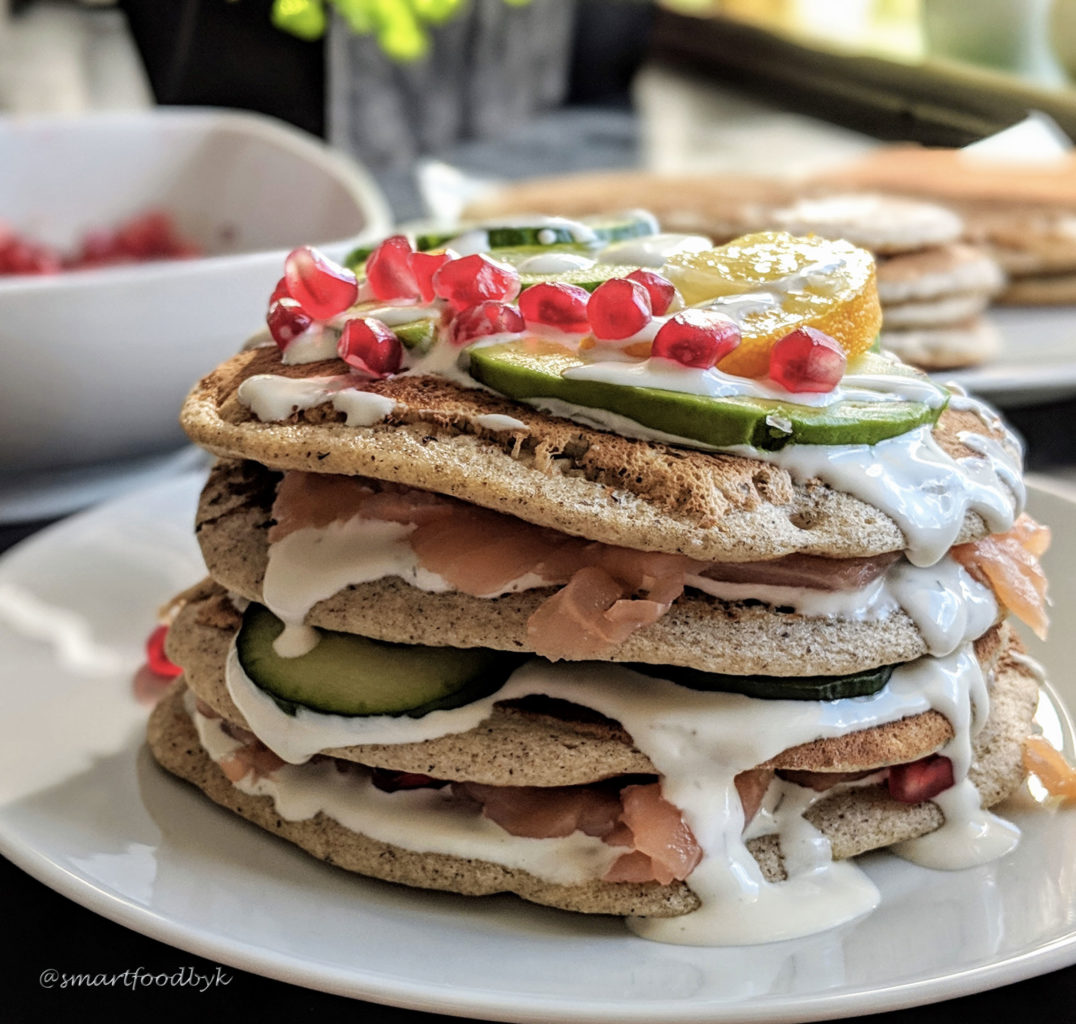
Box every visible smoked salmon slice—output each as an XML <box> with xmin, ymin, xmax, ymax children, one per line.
<box><xmin>951</xmin><ymin>514</ymin><xmax>1050</xmax><ymax>639</ymax></box>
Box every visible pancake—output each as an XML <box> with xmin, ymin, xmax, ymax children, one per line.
<box><xmin>166</xmin><ymin>579</ymin><xmax>1008</xmax><ymax>783</ymax></box>
<box><xmin>191</xmin><ymin>459</ymin><xmax>989</xmax><ymax>677</ymax></box>
<box><xmin>182</xmin><ymin>347</ymin><xmax>1018</xmax><ymax>562</ymax></box>
<box><xmin>146</xmin><ymin>633</ymin><xmax>1039</xmax><ymax>918</ymax></box>
<box><xmin>880</xmin><ymin>317</ymin><xmax>1002</xmax><ymax>371</ymax></box>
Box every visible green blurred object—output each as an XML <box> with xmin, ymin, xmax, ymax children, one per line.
<box><xmin>271</xmin><ymin>0</ymin><xmax>531</xmax><ymax>56</ymax></box>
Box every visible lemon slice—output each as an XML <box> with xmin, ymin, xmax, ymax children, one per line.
<box><xmin>663</xmin><ymin>232</ymin><xmax>882</xmax><ymax>378</ymax></box>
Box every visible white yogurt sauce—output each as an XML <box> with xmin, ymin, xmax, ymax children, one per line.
<box><xmin>514</xmin><ymin>252</ymin><xmax>596</xmax><ymax>274</ymax></box>
<box><xmin>237</xmin><ymin>374</ymin><xmax>397</xmax><ymax>428</ymax></box>
<box><xmin>213</xmin><ymin>643</ymin><xmax>1002</xmax><ymax>945</ymax></box>
<box><xmin>597</xmin><ymin>233</ymin><xmax>712</xmax><ymax>267</ymax></box>
<box><xmin>258</xmin><ymin>489</ymin><xmax>997</xmax><ymax>660</ymax></box>
<box><xmin>473</xmin><ymin>413</ymin><xmax>529</xmax><ymax>432</ymax></box>
<box><xmin>190</xmin><ymin>689</ymin><xmax>621</xmax><ymax>885</ymax></box>
<box><xmin>748</xmin><ymin>422</ymin><xmax>1022</xmax><ymax>568</ymax></box>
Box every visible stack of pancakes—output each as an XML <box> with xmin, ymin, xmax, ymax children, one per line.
<box><xmin>463</xmin><ymin>173</ymin><xmax>1006</xmax><ymax>370</ymax></box>
<box><xmin>811</xmin><ymin>145</ymin><xmax>1076</xmax><ymax>306</ymax></box>
<box><xmin>148</xmin><ymin>231</ymin><xmax>1046</xmax><ymax>944</ymax></box>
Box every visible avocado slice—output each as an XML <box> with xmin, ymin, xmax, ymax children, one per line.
<box><xmin>465</xmin><ymin>340</ymin><xmax>947</xmax><ymax>449</ymax></box>
<box><xmin>236</xmin><ymin>604</ymin><xmax>521</xmax><ymax>718</ymax></box>
<box><xmin>635</xmin><ymin>661</ymin><xmax>895</xmax><ymax>700</ymax></box>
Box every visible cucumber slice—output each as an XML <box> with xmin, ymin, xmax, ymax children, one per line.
<box><xmin>519</xmin><ymin>264</ymin><xmax>644</xmax><ymax>292</ymax></box>
<box><xmin>344</xmin><ymin>212</ymin><xmax>659</xmax><ymax>273</ymax></box>
<box><xmin>466</xmin><ymin>339</ymin><xmax>946</xmax><ymax>449</ymax></box>
<box><xmin>637</xmin><ymin>662</ymin><xmax>895</xmax><ymax>701</ymax></box>
<box><xmin>579</xmin><ymin>210</ymin><xmax>659</xmax><ymax>242</ymax></box>
<box><xmin>236</xmin><ymin>604</ymin><xmax>520</xmax><ymax>717</ymax></box>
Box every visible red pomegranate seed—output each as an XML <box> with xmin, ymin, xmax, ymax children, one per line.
<box><xmin>449</xmin><ymin>301</ymin><xmax>525</xmax><ymax>346</ymax></box>
<box><xmin>518</xmin><ymin>282</ymin><xmax>591</xmax><ymax>332</ymax></box>
<box><xmin>769</xmin><ymin>326</ymin><xmax>847</xmax><ymax>393</ymax></box>
<box><xmin>0</xmin><ymin>238</ymin><xmax>63</xmax><ymax>275</ymax></box>
<box><xmin>434</xmin><ymin>253</ymin><xmax>521</xmax><ymax>311</ymax></box>
<box><xmin>408</xmin><ymin>250</ymin><xmax>452</xmax><ymax>303</ymax></box>
<box><xmin>284</xmin><ymin>245</ymin><xmax>359</xmax><ymax>319</ymax></box>
<box><xmin>146</xmin><ymin>624</ymin><xmax>183</xmax><ymax>679</ymax></box>
<box><xmin>338</xmin><ymin>317</ymin><xmax>403</xmax><ymax>377</ymax></box>
<box><xmin>651</xmin><ymin>310</ymin><xmax>741</xmax><ymax>369</ymax></box>
<box><xmin>587</xmin><ymin>278</ymin><xmax>652</xmax><ymax>340</ymax></box>
<box><xmin>365</xmin><ymin>234</ymin><xmax>419</xmax><ymax>301</ymax></box>
<box><xmin>269</xmin><ymin>276</ymin><xmax>291</xmax><ymax>306</ymax></box>
<box><xmin>266</xmin><ymin>297</ymin><xmax>313</xmax><ymax>350</ymax></box>
<box><xmin>887</xmin><ymin>754</ymin><xmax>954</xmax><ymax>804</ymax></box>
<box><xmin>627</xmin><ymin>269</ymin><xmax>678</xmax><ymax>316</ymax></box>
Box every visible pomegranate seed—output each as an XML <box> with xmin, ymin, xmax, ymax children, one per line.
<box><xmin>365</xmin><ymin>234</ymin><xmax>419</xmax><ymax>301</ymax></box>
<box><xmin>651</xmin><ymin>310</ymin><xmax>741</xmax><ymax>369</ymax></box>
<box><xmin>338</xmin><ymin>317</ymin><xmax>403</xmax><ymax>377</ymax></box>
<box><xmin>0</xmin><ymin>238</ymin><xmax>62</xmax><ymax>275</ymax></box>
<box><xmin>269</xmin><ymin>276</ymin><xmax>290</xmax><ymax>305</ymax></box>
<box><xmin>284</xmin><ymin>245</ymin><xmax>359</xmax><ymax>319</ymax></box>
<box><xmin>434</xmin><ymin>253</ymin><xmax>521</xmax><ymax>311</ymax></box>
<box><xmin>408</xmin><ymin>250</ymin><xmax>452</xmax><ymax>303</ymax></box>
<box><xmin>266</xmin><ymin>297</ymin><xmax>313</xmax><ymax>350</ymax></box>
<box><xmin>449</xmin><ymin>301</ymin><xmax>525</xmax><ymax>346</ymax></box>
<box><xmin>587</xmin><ymin>278</ymin><xmax>652</xmax><ymax>340</ymax></box>
<box><xmin>518</xmin><ymin>282</ymin><xmax>591</xmax><ymax>332</ymax></box>
<box><xmin>887</xmin><ymin>754</ymin><xmax>954</xmax><ymax>804</ymax></box>
<box><xmin>769</xmin><ymin>326</ymin><xmax>847</xmax><ymax>393</ymax></box>
<box><xmin>627</xmin><ymin>269</ymin><xmax>678</xmax><ymax>316</ymax></box>
<box><xmin>146</xmin><ymin>624</ymin><xmax>183</xmax><ymax>679</ymax></box>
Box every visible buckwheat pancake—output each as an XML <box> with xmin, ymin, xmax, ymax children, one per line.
<box><xmin>192</xmin><ymin>459</ymin><xmax>988</xmax><ymax>677</ymax></box>
<box><xmin>166</xmin><ymin>578</ymin><xmax>1009</xmax><ymax>785</ymax></box>
<box><xmin>182</xmin><ymin>347</ymin><xmax>1018</xmax><ymax>563</ymax></box>
<box><xmin>145</xmin><ymin>624</ymin><xmax>1038</xmax><ymax>917</ymax></box>
<box><xmin>880</xmin><ymin>317</ymin><xmax>1002</xmax><ymax>372</ymax></box>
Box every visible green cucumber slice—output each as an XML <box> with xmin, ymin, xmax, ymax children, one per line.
<box><xmin>466</xmin><ymin>340</ymin><xmax>946</xmax><ymax>449</ymax></box>
<box><xmin>519</xmin><ymin>264</ymin><xmax>644</xmax><ymax>292</ymax></box>
<box><xmin>236</xmin><ymin>604</ymin><xmax>520</xmax><ymax>718</ymax></box>
<box><xmin>636</xmin><ymin>662</ymin><xmax>895</xmax><ymax>701</ymax></box>
<box><xmin>345</xmin><ymin>212</ymin><xmax>659</xmax><ymax>272</ymax></box>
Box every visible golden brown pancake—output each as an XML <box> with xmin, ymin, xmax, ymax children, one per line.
<box><xmin>165</xmin><ymin>578</ymin><xmax>1007</xmax><ymax>786</ymax></box>
<box><xmin>146</xmin><ymin>631</ymin><xmax>1038</xmax><ymax>918</ymax></box>
<box><xmin>182</xmin><ymin>348</ymin><xmax>1014</xmax><ymax>562</ymax></box>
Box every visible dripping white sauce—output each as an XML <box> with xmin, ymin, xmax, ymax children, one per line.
<box><xmin>258</xmin><ymin>493</ymin><xmax>997</xmax><ymax>659</ymax></box>
<box><xmin>212</xmin><ymin>644</ymin><xmax>1004</xmax><ymax>945</ymax></box>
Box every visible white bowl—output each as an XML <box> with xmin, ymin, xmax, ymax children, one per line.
<box><xmin>0</xmin><ymin>108</ymin><xmax>392</xmax><ymax>472</ymax></box>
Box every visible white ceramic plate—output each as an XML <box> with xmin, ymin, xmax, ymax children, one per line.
<box><xmin>943</xmin><ymin>307</ymin><xmax>1076</xmax><ymax>407</ymax></box>
<box><xmin>1</xmin><ymin>471</ymin><xmax>1074</xmax><ymax>1023</ymax></box>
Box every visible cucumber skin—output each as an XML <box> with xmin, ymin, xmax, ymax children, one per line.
<box><xmin>237</xmin><ymin>604</ymin><xmax>521</xmax><ymax>719</ymax></box>
<box><xmin>635</xmin><ymin>663</ymin><xmax>895</xmax><ymax>701</ymax></box>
